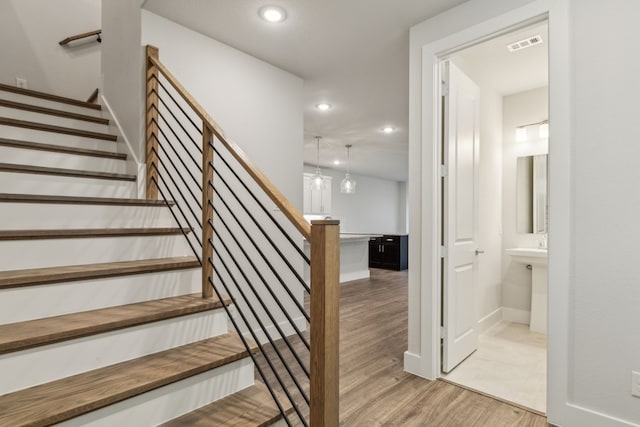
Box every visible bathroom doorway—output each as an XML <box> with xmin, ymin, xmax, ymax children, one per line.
<box><xmin>437</xmin><ymin>20</ymin><xmax>549</xmax><ymax>413</ymax></box>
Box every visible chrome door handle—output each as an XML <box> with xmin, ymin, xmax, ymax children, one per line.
<box><xmin>475</xmin><ymin>249</ymin><xmax>485</xmax><ymax>255</ymax></box>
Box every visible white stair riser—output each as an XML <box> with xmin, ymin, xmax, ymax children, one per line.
<box><xmin>0</xmin><ymin>172</ymin><xmax>136</xmax><ymax>198</ymax></box>
<box><xmin>0</xmin><ymin>91</ymin><xmax>103</xmax><ymax>117</ymax></box>
<box><xmin>0</xmin><ymin>269</ymin><xmax>201</xmax><ymax>323</ymax></box>
<box><xmin>57</xmin><ymin>359</ymin><xmax>254</xmax><ymax>427</ymax></box>
<box><xmin>0</xmin><ymin>146</ymin><xmax>127</xmax><ymax>174</ymax></box>
<box><xmin>0</xmin><ymin>125</ymin><xmax>118</xmax><ymax>152</ymax></box>
<box><xmin>0</xmin><ymin>203</ymin><xmax>178</xmax><ymax>230</ymax></box>
<box><xmin>0</xmin><ymin>234</ymin><xmax>191</xmax><ymax>270</ymax></box>
<box><xmin>0</xmin><ymin>106</ymin><xmax>109</xmax><ymax>133</ymax></box>
<box><xmin>0</xmin><ymin>310</ymin><xmax>230</xmax><ymax>395</ymax></box>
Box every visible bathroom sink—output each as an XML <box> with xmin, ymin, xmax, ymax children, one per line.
<box><xmin>506</xmin><ymin>248</ymin><xmax>548</xmax><ymax>267</ymax></box>
<box><xmin>506</xmin><ymin>248</ymin><xmax>549</xmax><ymax>334</ymax></box>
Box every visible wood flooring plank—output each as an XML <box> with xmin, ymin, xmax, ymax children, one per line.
<box><xmin>0</xmin><ymin>117</ymin><xmax>116</xmax><ymax>141</ymax></box>
<box><xmin>0</xmin><ymin>163</ymin><xmax>136</xmax><ymax>181</ymax></box>
<box><xmin>0</xmin><ymin>256</ymin><xmax>200</xmax><ymax>289</ymax></box>
<box><xmin>252</xmin><ymin>269</ymin><xmax>548</xmax><ymax>426</ymax></box>
<box><xmin>0</xmin><ymin>137</ymin><xmax>126</xmax><ymax>159</ymax></box>
<box><xmin>0</xmin><ymin>193</ymin><xmax>172</xmax><ymax>206</ymax></box>
<box><xmin>0</xmin><ymin>82</ymin><xmax>102</xmax><ymax>110</ymax></box>
<box><xmin>0</xmin><ymin>227</ymin><xmax>189</xmax><ymax>240</ymax></box>
<box><xmin>0</xmin><ymin>293</ymin><xmax>229</xmax><ymax>355</ymax></box>
<box><xmin>0</xmin><ymin>334</ymin><xmax>255</xmax><ymax>427</ymax></box>
<box><xmin>161</xmin><ymin>382</ymin><xmax>292</xmax><ymax>427</ymax></box>
<box><xmin>0</xmin><ymin>99</ymin><xmax>109</xmax><ymax>124</ymax></box>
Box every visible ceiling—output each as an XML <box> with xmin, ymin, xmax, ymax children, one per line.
<box><xmin>453</xmin><ymin>21</ymin><xmax>548</xmax><ymax>96</ymax></box>
<box><xmin>143</xmin><ymin>1</ymin><xmax>546</xmax><ymax>182</ymax></box>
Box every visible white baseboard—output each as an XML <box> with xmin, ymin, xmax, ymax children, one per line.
<box><xmin>137</xmin><ymin>163</ymin><xmax>147</xmax><ymax>199</ymax></box>
<box><xmin>101</xmin><ymin>95</ymin><xmax>147</xmax><ymax>198</ymax></box>
<box><xmin>100</xmin><ymin>94</ymin><xmax>141</xmax><ymax>165</ymax></box>
<box><xmin>403</xmin><ymin>351</ymin><xmax>435</xmax><ymax>380</ymax></box>
<box><xmin>502</xmin><ymin>307</ymin><xmax>531</xmax><ymax>325</ymax></box>
<box><xmin>477</xmin><ymin>307</ymin><xmax>502</xmax><ymax>335</ymax></box>
<box><xmin>549</xmin><ymin>402</ymin><xmax>640</xmax><ymax>427</ymax></box>
<box><xmin>340</xmin><ymin>269</ymin><xmax>370</xmax><ymax>283</ymax></box>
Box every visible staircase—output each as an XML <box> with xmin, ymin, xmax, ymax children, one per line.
<box><xmin>0</xmin><ymin>83</ymin><xmax>289</xmax><ymax>426</ymax></box>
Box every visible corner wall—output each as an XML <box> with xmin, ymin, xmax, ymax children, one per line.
<box><xmin>101</xmin><ymin>0</ymin><xmax>144</xmax><ymax>162</ymax></box>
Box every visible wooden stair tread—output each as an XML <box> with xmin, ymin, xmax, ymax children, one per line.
<box><xmin>0</xmin><ymin>227</ymin><xmax>190</xmax><ymax>240</ymax></box>
<box><xmin>0</xmin><ymin>137</ymin><xmax>126</xmax><ymax>160</ymax></box>
<box><xmin>0</xmin><ymin>193</ymin><xmax>173</xmax><ymax>206</ymax></box>
<box><xmin>162</xmin><ymin>382</ymin><xmax>292</xmax><ymax>427</ymax></box>
<box><xmin>0</xmin><ymin>163</ymin><xmax>136</xmax><ymax>181</ymax></box>
<box><xmin>0</xmin><ymin>256</ymin><xmax>200</xmax><ymax>289</ymax></box>
<box><xmin>0</xmin><ymin>117</ymin><xmax>116</xmax><ymax>141</ymax></box>
<box><xmin>0</xmin><ymin>333</ymin><xmax>254</xmax><ymax>427</ymax></box>
<box><xmin>0</xmin><ymin>99</ymin><xmax>109</xmax><ymax>124</ymax></box>
<box><xmin>0</xmin><ymin>293</ymin><xmax>229</xmax><ymax>355</ymax></box>
<box><xmin>0</xmin><ymin>82</ymin><xmax>101</xmax><ymax>110</ymax></box>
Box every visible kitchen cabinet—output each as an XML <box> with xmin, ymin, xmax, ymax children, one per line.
<box><xmin>369</xmin><ymin>235</ymin><xmax>408</xmax><ymax>270</ymax></box>
<box><xmin>303</xmin><ymin>173</ymin><xmax>332</xmax><ymax>215</ymax></box>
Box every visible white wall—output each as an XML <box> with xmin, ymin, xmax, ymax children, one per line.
<box><xmin>303</xmin><ymin>165</ymin><xmax>405</xmax><ymax>234</ymax></box>
<box><xmin>409</xmin><ymin>0</ymin><xmax>640</xmax><ymax>426</ymax></box>
<box><xmin>142</xmin><ymin>11</ymin><xmax>303</xmax><ymax>206</ymax></box>
<box><xmin>101</xmin><ymin>0</ymin><xmax>144</xmax><ymax>163</ymax></box>
<box><xmin>140</xmin><ymin>11</ymin><xmax>306</xmax><ymax>345</ymax></box>
<box><xmin>451</xmin><ymin>58</ymin><xmax>504</xmax><ymax>334</ymax></box>
<box><xmin>570</xmin><ymin>1</ymin><xmax>640</xmax><ymax>423</ymax></box>
<box><xmin>0</xmin><ymin>0</ymin><xmax>101</xmax><ymax>99</ymax></box>
<box><xmin>501</xmin><ymin>86</ymin><xmax>548</xmax><ymax>318</ymax></box>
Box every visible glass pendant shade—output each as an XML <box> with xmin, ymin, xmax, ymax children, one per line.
<box><xmin>340</xmin><ymin>173</ymin><xmax>356</xmax><ymax>194</ymax></box>
<box><xmin>311</xmin><ymin>167</ymin><xmax>323</xmax><ymax>190</ymax></box>
<box><xmin>311</xmin><ymin>136</ymin><xmax>323</xmax><ymax>190</ymax></box>
<box><xmin>340</xmin><ymin>144</ymin><xmax>356</xmax><ymax>194</ymax></box>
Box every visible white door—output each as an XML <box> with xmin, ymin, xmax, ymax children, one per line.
<box><xmin>441</xmin><ymin>61</ymin><xmax>480</xmax><ymax>373</ymax></box>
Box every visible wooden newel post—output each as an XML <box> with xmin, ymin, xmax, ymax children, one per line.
<box><xmin>145</xmin><ymin>45</ymin><xmax>159</xmax><ymax>200</ymax></box>
<box><xmin>310</xmin><ymin>219</ymin><xmax>340</xmax><ymax>427</ymax></box>
<box><xmin>202</xmin><ymin>124</ymin><xmax>214</xmax><ymax>299</ymax></box>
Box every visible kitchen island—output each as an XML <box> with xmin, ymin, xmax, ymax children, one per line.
<box><xmin>304</xmin><ymin>233</ymin><xmax>373</xmax><ymax>284</ymax></box>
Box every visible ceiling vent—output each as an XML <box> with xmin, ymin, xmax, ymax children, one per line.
<box><xmin>507</xmin><ymin>35</ymin><xmax>543</xmax><ymax>52</ymax></box>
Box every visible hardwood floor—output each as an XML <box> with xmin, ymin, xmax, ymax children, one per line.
<box><xmin>256</xmin><ymin>268</ymin><xmax>549</xmax><ymax>426</ymax></box>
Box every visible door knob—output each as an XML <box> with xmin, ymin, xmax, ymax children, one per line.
<box><xmin>475</xmin><ymin>249</ymin><xmax>485</xmax><ymax>255</ymax></box>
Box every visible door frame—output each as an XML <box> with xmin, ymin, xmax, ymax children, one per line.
<box><xmin>405</xmin><ymin>0</ymin><xmax>574</xmax><ymax>424</ymax></box>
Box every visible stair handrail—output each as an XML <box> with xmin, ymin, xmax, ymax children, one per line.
<box><xmin>58</xmin><ymin>29</ymin><xmax>102</xmax><ymax>46</ymax></box>
<box><xmin>145</xmin><ymin>45</ymin><xmax>339</xmax><ymax>427</ymax></box>
<box><xmin>146</xmin><ymin>53</ymin><xmax>310</xmax><ymax>241</ymax></box>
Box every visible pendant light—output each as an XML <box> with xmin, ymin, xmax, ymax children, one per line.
<box><xmin>310</xmin><ymin>136</ymin><xmax>324</xmax><ymax>190</ymax></box>
<box><xmin>340</xmin><ymin>144</ymin><xmax>356</xmax><ymax>194</ymax></box>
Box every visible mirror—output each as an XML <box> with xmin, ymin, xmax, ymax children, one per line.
<box><xmin>516</xmin><ymin>154</ymin><xmax>548</xmax><ymax>234</ymax></box>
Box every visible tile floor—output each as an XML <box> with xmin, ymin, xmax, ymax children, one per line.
<box><xmin>442</xmin><ymin>320</ymin><xmax>547</xmax><ymax>413</ymax></box>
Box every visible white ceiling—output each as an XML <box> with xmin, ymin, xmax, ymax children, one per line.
<box><xmin>452</xmin><ymin>21</ymin><xmax>548</xmax><ymax>96</ymax></box>
<box><xmin>143</xmin><ymin>1</ymin><xmax>546</xmax><ymax>182</ymax></box>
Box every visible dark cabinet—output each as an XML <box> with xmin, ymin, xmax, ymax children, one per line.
<box><xmin>369</xmin><ymin>235</ymin><xmax>408</xmax><ymax>270</ymax></box>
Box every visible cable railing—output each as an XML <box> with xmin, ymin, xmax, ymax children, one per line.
<box><xmin>145</xmin><ymin>45</ymin><xmax>339</xmax><ymax>427</ymax></box>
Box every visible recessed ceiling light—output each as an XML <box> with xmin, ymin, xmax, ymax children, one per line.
<box><xmin>259</xmin><ymin>6</ymin><xmax>287</xmax><ymax>23</ymax></box>
<box><xmin>382</xmin><ymin>126</ymin><xmax>395</xmax><ymax>134</ymax></box>
<box><xmin>333</xmin><ymin>160</ymin><xmax>340</xmax><ymax>165</ymax></box>
<box><xmin>316</xmin><ymin>103</ymin><xmax>332</xmax><ymax>111</ymax></box>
